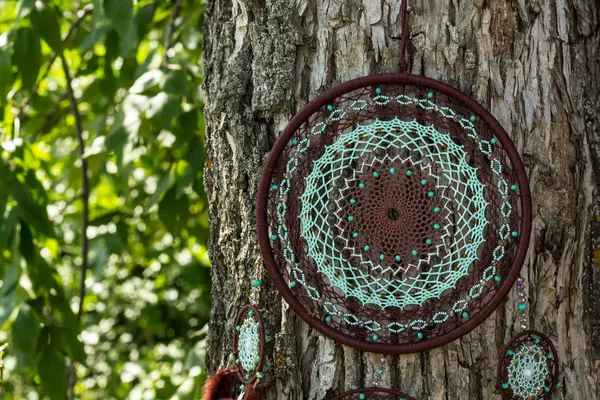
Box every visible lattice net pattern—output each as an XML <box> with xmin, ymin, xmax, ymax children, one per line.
<box><xmin>265</xmin><ymin>83</ymin><xmax>524</xmax><ymax>347</ymax></box>
<box><xmin>330</xmin><ymin>388</ymin><xmax>416</xmax><ymax>400</ymax></box>
<box><xmin>233</xmin><ymin>306</ymin><xmax>264</xmax><ymax>383</ymax></box>
<box><xmin>498</xmin><ymin>331</ymin><xmax>558</xmax><ymax>400</ymax></box>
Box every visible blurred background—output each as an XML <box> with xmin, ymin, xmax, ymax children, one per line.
<box><xmin>0</xmin><ymin>0</ymin><xmax>209</xmax><ymax>399</ymax></box>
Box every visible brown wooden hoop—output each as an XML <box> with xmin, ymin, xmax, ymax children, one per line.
<box><xmin>329</xmin><ymin>387</ymin><xmax>417</xmax><ymax>400</ymax></box>
<box><xmin>257</xmin><ymin>72</ymin><xmax>532</xmax><ymax>354</ymax></box>
<box><xmin>232</xmin><ymin>305</ymin><xmax>265</xmax><ymax>384</ymax></box>
<box><xmin>496</xmin><ymin>330</ymin><xmax>559</xmax><ymax>399</ymax></box>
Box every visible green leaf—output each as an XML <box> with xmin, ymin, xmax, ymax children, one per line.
<box><xmin>0</xmin><ymin>263</ymin><xmax>21</xmax><ymax>297</ymax></box>
<box><xmin>57</xmin><ymin>326</ymin><xmax>87</xmax><ymax>366</ymax></box>
<box><xmin>104</xmin><ymin>0</ymin><xmax>133</xmax><ymax>41</ymax></box>
<box><xmin>13</xmin><ymin>27</ymin><xmax>41</xmax><ymax>91</ymax></box>
<box><xmin>18</xmin><ymin>221</ymin><xmax>36</xmax><ymax>265</ymax></box>
<box><xmin>163</xmin><ymin>70</ymin><xmax>189</xmax><ymax>96</ymax></box>
<box><xmin>30</xmin><ymin>2</ymin><xmax>63</xmax><ymax>52</ymax></box>
<box><xmin>12</xmin><ymin>305</ymin><xmax>40</xmax><ymax>353</ymax></box>
<box><xmin>12</xmin><ymin>180</ymin><xmax>54</xmax><ymax>238</ymax></box>
<box><xmin>0</xmin><ymin>291</ymin><xmax>16</xmax><ymax>329</ymax></box>
<box><xmin>81</xmin><ymin>25</ymin><xmax>110</xmax><ymax>52</ymax></box>
<box><xmin>16</xmin><ymin>0</ymin><xmax>36</xmax><ymax>19</ymax></box>
<box><xmin>158</xmin><ymin>186</ymin><xmax>189</xmax><ymax>234</ymax></box>
<box><xmin>134</xmin><ymin>3</ymin><xmax>156</xmax><ymax>41</ymax></box>
<box><xmin>147</xmin><ymin>169</ymin><xmax>175</xmax><ymax>210</ymax></box>
<box><xmin>146</xmin><ymin>93</ymin><xmax>183</xmax><ymax>129</ymax></box>
<box><xmin>0</xmin><ymin>207</ymin><xmax>18</xmax><ymax>249</ymax></box>
<box><xmin>176</xmin><ymin>136</ymin><xmax>204</xmax><ymax>198</ymax></box>
<box><xmin>37</xmin><ymin>344</ymin><xmax>67</xmax><ymax>399</ymax></box>
<box><xmin>0</xmin><ymin>32</ymin><xmax>13</xmax><ymax>105</ymax></box>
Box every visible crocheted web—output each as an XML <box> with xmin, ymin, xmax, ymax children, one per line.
<box><xmin>498</xmin><ymin>331</ymin><xmax>558</xmax><ymax>400</ymax></box>
<box><xmin>300</xmin><ymin>118</ymin><xmax>487</xmax><ymax>309</ymax></box>
<box><xmin>237</xmin><ymin>313</ymin><xmax>260</xmax><ymax>372</ymax></box>
<box><xmin>265</xmin><ymin>83</ymin><xmax>524</xmax><ymax>348</ymax></box>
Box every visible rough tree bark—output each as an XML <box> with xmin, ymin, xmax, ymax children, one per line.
<box><xmin>203</xmin><ymin>0</ymin><xmax>600</xmax><ymax>398</ymax></box>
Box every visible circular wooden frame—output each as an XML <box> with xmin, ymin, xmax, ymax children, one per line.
<box><xmin>329</xmin><ymin>387</ymin><xmax>417</xmax><ymax>399</ymax></box>
<box><xmin>496</xmin><ymin>330</ymin><xmax>559</xmax><ymax>399</ymax></box>
<box><xmin>232</xmin><ymin>304</ymin><xmax>265</xmax><ymax>384</ymax></box>
<box><xmin>257</xmin><ymin>73</ymin><xmax>532</xmax><ymax>354</ymax></box>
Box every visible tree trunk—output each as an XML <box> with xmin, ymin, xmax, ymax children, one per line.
<box><xmin>203</xmin><ymin>0</ymin><xmax>600</xmax><ymax>398</ymax></box>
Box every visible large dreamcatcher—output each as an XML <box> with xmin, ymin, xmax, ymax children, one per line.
<box><xmin>256</xmin><ymin>0</ymin><xmax>532</xmax><ymax>354</ymax></box>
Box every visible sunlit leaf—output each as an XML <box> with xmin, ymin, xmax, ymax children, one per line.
<box><xmin>38</xmin><ymin>343</ymin><xmax>67</xmax><ymax>399</ymax></box>
<box><xmin>13</xmin><ymin>27</ymin><xmax>41</xmax><ymax>91</ymax></box>
<box><xmin>30</xmin><ymin>2</ymin><xmax>63</xmax><ymax>52</ymax></box>
<box><xmin>12</xmin><ymin>305</ymin><xmax>39</xmax><ymax>353</ymax></box>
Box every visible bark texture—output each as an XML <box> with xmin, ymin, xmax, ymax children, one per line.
<box><xmin>203</xmin><ymin>0</ymin><xmax>600</xmax><ymax>398</ymax></box>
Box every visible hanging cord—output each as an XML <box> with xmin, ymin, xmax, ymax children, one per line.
<box><xmin>515</xmin><ymin>277</ymin><xmax>528</xmax><ymax>330</ymax></box>
<box><xmin>372</xmin><ymin>356</ymin><xmax>386</xmax><ymax>387</ymax></box>
<box><xmin>399</xmin><ymin>0</ymin><xmax>409</xmax><ymax>73</ymax></box>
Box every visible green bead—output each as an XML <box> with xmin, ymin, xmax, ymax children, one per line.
<box><xmin>462</xmin><ymin>312</ymin><xmax>469</xmax><ymax>319</ymax></box>
<box><xmin>547</xmin><ymin>353</ymin><xmax>553</xmax><ymax>359</ymax></box>
<box><xmin>412</xmin><ymin>250</ymin><xmax>418</xmax><ymax>256</ymax></box>
<box><xmin>252</xmin><ymin>279</ymin><xmax>262</xmax><ymax>287</ymax></box>
<box><xmin>350</xmin><ymin>198</ymin><xmax>357</xmax><ymax>204</ymax></box>
<box><xmin>245</xmin><ymin>374</ymin><xmax>250</xmax><ymax>380</ymax></box>
<box><xmin>359</xmin><ymin>394</ymin><xmax>366</xmax><ymax>400</ymax></box>
<box><xmin>518</xmin><ymin>303</ymin><xmax>527</xmax><ymax>311</ymax></box>
<box><xmin>425</xmin><ymin>238</ymin><xmax>432</xmax><ymax>245</ymax></box>
<box><xmin>236</xmin><ymin>359</ymin><xmax>240</xmax><ymax>364</ymax></box>
<box><xmin>502</xmin><ymin>383</ymin><xmax>509</xmax><ymax>389</ymax></box>
<box><xmin>544</xmin><ymin>386</ymin><xmax>551</xmax><ymax>392</ymax></box>
<box><xmin>511</xmin><ymin>184</ymin><xmax>518</xmax><ymax>190</ymax></box>
<box><xmin>390</xmin><ymin>167</ymin><xmax>396</xmax><ymax>174</ymax></box>
<box><xmin>236</xmin><ymin>325</ymin><xmax>241</xmax><ymax>331</ymax></box>
<box><xmin>271</xmin><ymin>184</ymin><xmax>278</xmax><ymax>190</ymax></box>
<box><xmin>490</xmin><ymin>137</ymin><xmax>497</xmax><ymax>144</ymax></box>
<box><xmin>257</xmin><ymin>372</ymin><xmax>265</xmax><ymax>379</ymax></box>
<box><xmin>512</xmin><ymin>231</ymin><xmax>518</xmax><ymax>237</ymax></box>
<box><xmin>395</xmin><ymin>255</ymin><xmax>401</xmax><ymax>261</ymax></box>
<box><xmin>421</xmin><ymin>179</ymin><xmax>427</xmax><ymax>185</ymax></box>
<box><xmin>428</xmin><ymin>191</ymin><xmax>434</xmax><ymax>197</ymax></box>
<box><xmin>248</xmin><ymin>310</ymin><xmax>253</xmax><ymax>317</ymax></box>
<box><xmin>427</xmin><ymin>91</ymin><xmax>434</xmax><ymax>99</ymax></box>
<box><xmin>373</xmin><ymin>171</ymin><xmax>379</xmax><ymax>178</ymax></box>
<box><xmin>534</xmin><ymin>337</ymin><xmax>541</xmax><ymax>344</ymax></box>
<box><xmin>352</xmin><ymin>232</ymin><xmax>359</xmax><ymax>238</ymax></box>
<box><xmin>327</xmin><ymin>104</ymin><xmax>333</xmax><ymax>111</ymax></box>
<box><xmin>417</xmin><ymin>332</ymin><xmax>424</xmax><ymax>340</ymax></box>
<box><xmin>289</xmin><ymin>281</ymin><xmax>297</xmax><ymax>287</ymax></box>
<box><xmin>270</xmin><ymin>234</ymin><xmax>277</xmax><ymax>240</ymax></box>
<box><xmin>379</xmin><ymin>253</ymin><xmax>385</xmax><ymax>261</ymax></box>
<box><xmin>359</xmin><ymin>182</ymin><xmax>365</xmax><ymax>188</ymax></box>
<box><xmin>363</xmin><ymin>245</ymin><xmax>370</xmax><ymax>251</ymax></box>
<box><xmin>325</xmin><ymin>316</ymin><xmax>331</xmax><ymax>323</ymax></box>
<box><xmin>347</xmin><ymin>215</ymin><xmax>354</xmax><ymax>221</ymax></box>
<box><xmin>291</xmin><ymin>138</ymin><xmax>298</xmax><ymax>145</ymax></box>
<box><xmin>375</xmin><ymin>87</ymin><xmax>381</xmax><ymax>94</ymax></box>
<box><xmin>507</xmin><ymin>350</ymin><xmax>513</xmax><ymax>356</ymax></box>
<box><xmin>406</xmin><ymin>170</ymin><xmax>413</xmax><ymax>176</ymax></box>
<box><xmin>470</xmin><ymin>115</ymin><xmax>476</xmax><ymax>122</ymax></box>
<box><xmin>494</xmin><ymin>276</ymin><xmax>501</xmax><ymax>282</ymax></box>
<box><xmin>433</xmin><ymin>207</ymin><xmax>441</xmax><ymax>213</ymax></box>
<box><xmin>372</xmin><ymin>334</ymin><xmax>378</xmax><ymax>341</ymax></box>
<box><xmin>433</xmin><ymin>223</ymin><xmax>441</xmax><ymax>229</ymax></box>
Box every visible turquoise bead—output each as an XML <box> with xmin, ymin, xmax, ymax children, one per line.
<box><xmin>421</xmin><ymin>179</ymin><xmax>427</xmax><ymax>185</ymax></box>
<box><xmin>236</xmin><ymin>325</ymin><xmax>241</xmax><ymax>331</ymax></box>
<box><xmin>494</xmin><ymin>276</ymin><xmax>501</xmax><ymax>282</ymax></box>
<box><xmin>373</xmin><ymin>171</ymin><xmax>379</xmax><ymax>178</ymax></box>
<box><xmin>327</xmin><ymin>104</ymin><xmax>333</xmax><ymax>111</ymax></box>
<box><xmin>406</xmin><ymin>170</ymin><xmax>413</xmax><ymax>176</ymax></box>
<box><xmin>390</xmin><ymin>167</ymin><xmax>396</xmax><ymax>174</ymax></box>
<box><xmin>372</xmin><ymin>334</ymin><xmax>378</xmax><ymax>341</ymax></box>
<box><xmin>490</xmin><ymin>137</ymin><xmax>497</xmax><ymax>144</ymax></box>
<box><xmin>359</xmin><ymin>394</ymin><xmax>366</xmax><ymax>400</ymax></box>
<box><xmin>502</xmin><ymin>383</ymin><xmax>509</xmax><ymax>389</ymax></box>
<box><xmin>433</xmin><ymin>207</ymin><xmax>441</xmax><ymax>213</ymax></box>
<box><xmin>470</xmin><ymin>115</ymin><xmax>476</xmax><ymax>122</ymax></box>
<box><xmin>359</xmin><ymin>183</ymin><xmax>365</xmax><ymax>188</ymax></box>
<box><xmin>433</xmin><ymin>223</ymin><xmax>441</xmax><ymax>229</ymax></box>
<box><xmin>428</xmin><ymin>191</ymin><xmax>434</xmax><ymax>197</ymax></box>
<box><xmin>507</xmin><ymin>350</ymin><xmax>513</xmax><ymax>356</ymax></box>
<box><xmin>544</xmin><ymin>387</ymin><xmax>551</xmax><ymax>392</ymax></box>
<box><xmin>379</xmin><ymin>253</ymin><xmax>385</xmax><ymax>261</ymax></box>
<box><xmin>417</xmin><ymin>332</ymin><xmax>424</xmax><ymax>340</ymax></box>
<box><xmin>512</xmin><ymin>231</ymin><xmax>518</xmax><ymax>237</ymax></box>
<box><xmin>271</xmin><ymin>184</ymin><xmax>278</xmax><ymax>190</ymax></box>
<box><xmin>350</xmin><ymin>198</ymin><xmax>357</xmax><ymax>204</ymax></box>
<box><xmin>518</xmin><ymin>303</ymin><xmax>527</xmax><ymax>311</ymax></box>
<box><xmin>425</xmin><ymin>238</ymin><xmax>432</xmax><ymax>245</ymax></box>
<box><xmin>395</xmin><ymin>255</ymin><xmax>401</xmax><ymax>261</ymax></box>
<box><xmin>427</xmin><ymin>91</ymin><xmax>433</xmax><ymax>99</ymax></box>
<box><xmin>347</xmin><ymin>216</ymin><xmax>354</xmax><ymax>221</ymax></box>
<box><xmin>291</xmin><ymin>138</ymin><xmax>298</xmax><ymax>145</ymax></box>
<box><xmin>412</xmin><ymin>250</ymin><xmax>418</xmax><ymax>256</ymax></box>
<box><xmin>352</xmin><ymin>232</ymin><xmax>359</xmax><ymax>238</ymax></box>
<box><xmin>270</xmin><ymin>234</ymin><xmax>277</xmax><ymax>240</ymax></box>
<box><xmin>547</xmin><ymin>353</ymin><xmax>553</xmax><ymax>359</ymax></box>
<box><xmin>511</xmin><ymin>184</ymin><xmax>518</xmax><ymax>190</ymax></box>
<box><xmin>289</xmin><ymin>281</ymin><xmax>296</xmax><ymax>287</ymax></box>
<box><xmin>325</xmin><ymin>316</ymin><xmax>331</xmax><ymax>323</ymax></box>
<box><xmin>462</xmin><ymin>312</ymin><xmax>469</xmax><ymax>319</ymax></box>
<box><xmin>363</xmin><ymin>245</ymin><xmax>370</xmax><ymax>251</ymax></box>
<box><xmin>252</xmin><ymin>279</ymin><xmax>262</xmax><ymax>287</ymax></box>
<box><xmin>375</xmin><ymin>87</ymin><xmax>381</xmax><ymax>94</ymax></box>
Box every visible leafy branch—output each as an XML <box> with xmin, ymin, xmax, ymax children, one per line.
<box><xmin>162</xmin><ymin>0</ymin><xmax>183</xmax><ymax>70</ymax></box>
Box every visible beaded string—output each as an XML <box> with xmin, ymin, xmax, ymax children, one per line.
<box><xmin>372</xmin><ymin>356</ymin><xmax>386</xmax><ymax>387</ymax></box>
<box><xmin>515</xmin><ymin>277</ymin><xmax>528</xmax><ymax>330</ymax></box>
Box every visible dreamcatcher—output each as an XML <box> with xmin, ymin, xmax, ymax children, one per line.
<box><xmin>256</xmin><ymin>0</ymin><xmax>532</xmax><ymax>354</ymax></box>
<box><xmin>496</xmin><ymin>277</ymin><xmax>560</xmax><ymax>399</ymax></box>
<box><xmin>203</xmin><ymin>258</ymin><xmax>266</xmax><ymax>400</ymax></box>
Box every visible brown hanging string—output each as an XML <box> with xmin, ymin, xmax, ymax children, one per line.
<box><xmin>399</xmin><ymin>0</ymin><xmax>409</xmax><ymax>72</ymax></box>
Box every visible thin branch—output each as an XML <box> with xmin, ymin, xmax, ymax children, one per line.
<box><xmin>17</xmin><ymin>4</ymin><xmax>94</xmax><ymax>114</ymax></box>
<box><xmin>59</xmin><ymin>52</ymin><xmax>89</xmax><ymax>400</ymax></box>
<box><xmin>161</xmin><ymin>0</ymin><xmax>183</xmax><ymax>70</ymax></box>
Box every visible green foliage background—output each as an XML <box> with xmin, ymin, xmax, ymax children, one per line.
<box><xmin>0</xmin><ymin>0</ymin><xmax>210</xmax><ymax>398</ymax></box>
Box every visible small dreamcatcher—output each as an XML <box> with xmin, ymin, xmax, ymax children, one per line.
<box><xmin>203</xmin><ymin>258</ymin><xmax>266</xmax><ymax>400</ymax></box>
<box><xmin>256</xmin><ymin>0</ymin><xmax>532</xmax><ymax>354</ymax></box>
<box><xmin>496</xmin><ymin>277</ymin><xmax>560</xmax><ymax>399</ymax></box>
<box><xmin>328</xmin><ymin>357</ymin><xmax>417</xmax><ymax>400</ymax></box>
